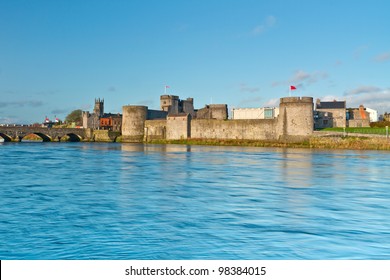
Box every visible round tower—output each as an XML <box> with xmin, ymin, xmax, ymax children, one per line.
<box><xmin>122</xmin><ymin>106</ymin><xmax>148</xmax><ymax>142</ymax></box>
<box><xmin>278</xmin><ymin>97</ymin><xmax>314</xmax><ymax>141</ymax></box>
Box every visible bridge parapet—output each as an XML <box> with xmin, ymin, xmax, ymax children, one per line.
<box><xmin>0</xmin><ymin>127</ymin><xmax>92</xmax><ymax>142</ymax></box>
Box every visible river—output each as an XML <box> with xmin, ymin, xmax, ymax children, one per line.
<box><xmin>1</xmin><ymin>142</ymin><xmax>389</xmax><ymax>259</ymax></box>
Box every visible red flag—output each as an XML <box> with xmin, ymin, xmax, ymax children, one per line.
<box><xmin>290</xmin><ymin>85</ymin><xmax>297</xmax><ymax>90</ymax></box>
<box><xmin>165</xmin><ymin>85</ymin><xmax>170</xmax><ymax>88</ymax></box>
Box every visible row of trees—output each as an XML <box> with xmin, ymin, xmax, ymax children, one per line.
<box><xmin>65</xmin><ymin>109</ymin><xmax>82</xmax><ymax>126</ymax></box>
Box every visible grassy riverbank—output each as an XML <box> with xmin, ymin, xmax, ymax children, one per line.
<box><xmin>319</xmin><ymin>127</ymin><xmax>388</xmax><ymax>135</ymax></box>
<box><xmin>147</xmin><ymin>136</ymin><xmax>390</xmax><ymax>150</ymax></box>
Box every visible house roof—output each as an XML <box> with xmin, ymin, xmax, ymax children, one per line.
<box><xmin>317</xmin><ymin>101</ymin><xmax>346</xmax><ymax>109</ymax></box>
<box><xmin>102</xmin><ymin>113</ymin><xmax>122</xmax><ymax>118</ymax></box>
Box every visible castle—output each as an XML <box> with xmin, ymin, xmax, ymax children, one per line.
<box><xmin>121</xmin><ymin>96</ymin><xmax>314</xmax><ymax>143</ymax></box>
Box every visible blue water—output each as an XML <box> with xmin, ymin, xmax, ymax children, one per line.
<box><xmin>1</xmin><ymin>142</ymin><xmax>390</xmax><ymax>260</ymax></box>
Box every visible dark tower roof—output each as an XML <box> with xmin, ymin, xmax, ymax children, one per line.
<box><xmin>316</xmin><ymin>100</ymin><xmax>346</xmax><ymax>109</ymax></box>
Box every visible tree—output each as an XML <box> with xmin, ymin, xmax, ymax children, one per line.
<box><xmin>65</xmin><ymin>109</ymin><xmax>82</xmax><ymax>125</ymax></box>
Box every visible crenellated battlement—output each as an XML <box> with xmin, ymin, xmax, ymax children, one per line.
<box><xmin>280</xmin><ymin>96</ymin><xmax>313</xmax><ymax>104</ymax></box>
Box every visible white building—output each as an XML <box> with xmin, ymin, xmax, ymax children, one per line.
<box><xmin>365</xmin><ymin>108</ymin><xmax>378</xmax><ymax>122</ymax></box>
<box><xmin>232</xmin><ymin>107</ymin><xmax>279</xmax><ymax>120</ymax></box>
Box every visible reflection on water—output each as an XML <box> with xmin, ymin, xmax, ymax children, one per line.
<box><xmin>0</xmin><ymin>142</ymin><xmax>390</xmax><ymax>259</ymax></box>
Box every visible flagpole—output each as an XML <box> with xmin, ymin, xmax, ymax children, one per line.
<box><xmin>164</xmin><ymin>85</ymin><xmax>166</xmax><ymax>94</ymax></box>
<box><xmin>289</xmin><ymin>87</ymin><xmax>291</xmax><ymax>97</ymax></box>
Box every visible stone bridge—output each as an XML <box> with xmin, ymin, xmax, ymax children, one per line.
<box><xmin>0</xmin><ymin>127</ymin><xmax>93</xmax><ymax>142</ymax></box>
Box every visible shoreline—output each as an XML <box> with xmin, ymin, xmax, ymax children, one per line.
<box><xmin>3</xmin><ymin>135</ymin><xmax>390</xmax><ymax>151</ymax></box>
<box><xmin>144</xmin><ymin>136</ymin><xmax>390</xmax><ymax>151</ymax></box>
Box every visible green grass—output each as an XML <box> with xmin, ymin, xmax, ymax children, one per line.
<box><xmin>147</xmin><ymin>137</ymin><xmax>390</xmax><ymax>150</ymax></box>
<box><xmin>319</xmin><ymin>127</ymin><xmax>388</xmax><ymax>135</ymax></box>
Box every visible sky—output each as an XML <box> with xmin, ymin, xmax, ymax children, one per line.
<box><xmin>1</xmin><ymin>0</ymin><xmax>390</xmax><ymax>124</ymax></box>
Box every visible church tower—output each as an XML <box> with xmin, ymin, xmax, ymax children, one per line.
<box><xmin>94</xmin><ymin>98</ymin><xmax>104</xmax><ymax>118</ymax></box>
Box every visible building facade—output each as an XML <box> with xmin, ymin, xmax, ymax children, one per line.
<box><xmin>99</xmin><ymin>113</ymin><xmax>122</xmax><ymax>131</ymax></box>
<box><xmin>314</xmin><ymin>99</ymin><xmax>346</xmax><ymax>128</ymax></box>
<box><xmin>347</xmin><ymin>105</ymin><xmax>370</xmax><ymax>127</ymax></box>
<box><xmin>365</xmin><ymin>108</ymin><xmax>378</xmax><ymax>122</ymax></box>
<box><xmin>232</xmin><ymin>107</ymin><xmax>279</xmax><ymax>120</ymax></box>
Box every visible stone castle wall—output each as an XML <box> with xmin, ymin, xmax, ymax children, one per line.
<box><xmin>191</xmin><ymin>119</ymin><xmax>277</xmax><ymax>140</ymax></box>
<box><xmin>122</xmin><ymin>97</ymin><xmax>314</xmax><ymax>143</ymax></box>
<box><xmin>144</xmin><ymin>120</ymin><xmax>167</xmax><ymax>141</ymax></box>
<box><xmin>93</xmin><ymin>130</ymin><xmax>121</xmax><ymax>142</ymax></box>
<box><xmin>167</xmin><ymin>115</ymin><xmax>191</xmax><ymax>140</ymax></box>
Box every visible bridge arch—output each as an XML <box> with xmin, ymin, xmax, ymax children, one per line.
<box><xmin>21</xmin><ymin>133</ymin><xmax>52</xmax><ymax>142</ymax></box>
<box><xmin>0</xmin><ymin>133</ymin><xmax>12</xmax><ymax>142</ymax></box>
<box><xmin>60</xmin><ymin>133</ymin><xmax>82</xmax><ymax>142</ymax></box>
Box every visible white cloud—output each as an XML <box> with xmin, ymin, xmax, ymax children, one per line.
<box><xmin>373</xmin><ymin>51</ymin><xmax>390</xmax><ymax>62</ymax></box>
<box><xmin>320</xmin><ymin>95</ymin><xmax>343</xmax><ymax>102</ymax></box>
<box><xmin>239</xmin><ymin>83</ymin><xmax>260</xmax><ymax>93</ymax></box>
<box><xmin>265</xmin><ymin>15</ymin><xmax>276</xmax><ymax>27</ymax></box>
<box><xmin>290</xmin><ymin>70</ymin><xmax>328</xmax><ymax>85</ymax></box>
<box><xmin>237</xmin><ymin>97</ymin><xmax>263</xmax><ymax>107</ymax></box>
<box><xmin>252</xmin><ymin>15</ymin><xmax>276</xmax><ymax>36</ymax></box>
<box><xmin>344</xmin><ymin>85</ymin><xmax>381</xmax><ymax>95</ymax></box>
<box><xmin>0</xmin><ymin>100</ymin><xmax>44</xmax><ymax>108</ymax></box>
<box><xmin>137</xmin><ymin>99</ymin><xmax>154</xmax><ymax>107</ymax></box>
<box><xmin>290</xmin><ymin>70</ymin><xmax>311</xmax><ymax>84</ymax></box>
<box><xmin>0</xmin><ymin>116</ymin><xmax>20</xmax><ymax>124</ymax></box>
<box><xmin>107</xmin><ymin>86</ymin><xmax>117</xmax><ymax>92</ymax></box>
<box><xmin>353</xmin><ymin>45</ymin><xmax>368</xmax><ymax>60</ymax></box>
<box><xmin>51</xmin><ymin>109</ymin><xmax>69</xmax><ymax>115</ymax></box>
<box><xmin>272</xmin><ymin>70</ymin><xmax>328</xmax><ymax>88</ymax></box>
<box><xmin>327</xmin><ymin>86</ymin><xmax>390</xmax><ymax>114</ymax></box>
<box><xmin>263</xmin><ymin>98</ymin><xmax>279</xmax><ymax>107</ymax></box>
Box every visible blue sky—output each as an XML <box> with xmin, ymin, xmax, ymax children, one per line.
<box><xmin>1</xmin><ymin>0</ymin><xmax>390</xmax><ymax>124</ymax></box>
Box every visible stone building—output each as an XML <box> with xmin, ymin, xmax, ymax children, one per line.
<box><xmin>347</xmin><ymin>105</ymin><xmax>370</xmax><ymax>127</ymax></box>
<box><xmin>314</xmin><ymin>99</ymin><xmax>346</xmax><ymax>128</ymax></box>
<box><xmin>99</xmin><ymin>113</ymin><xmax>122</xmax><ymax>131</ymax></box>
<box><xmin>82</xmin><ymin>98</ymin><xmax>123</xmax><ymax>131</ymax></box>
<box><xmin>82</xmin><ymin>98</ymin><xmax>104</xmax><ymax>129</ymax></box>
<box><xmin>160</xmin><ymin>95</ymin><xmax>195</xmax><ymax>117</ymax></box>
<box><xmin>196</xmin><ymin>104</ymin><xmax>228</xmax><ymax>120</ymax></box>
<box><xmin>232</xmin><ymin>107</ymin><xmax>279</xmax><ymax>120</ymax></box>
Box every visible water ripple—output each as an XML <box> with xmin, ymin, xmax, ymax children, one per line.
<box><xmin>1</xmin><ymin>143</ymin><xmax>390</xmax><ymax>259</ymax></box>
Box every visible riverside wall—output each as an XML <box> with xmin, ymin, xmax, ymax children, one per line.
<box><xmin>144</xmin><ymin>120</ymin><xmax>167</xmax><ymax>141</ymax></box>
<box><xmin>92</xmin><ymin>130</ymin><xmax>121</xmax><ymax>142</ymax></box>
<box><xmin>191</xmin><ymin>119</ymin><xmax>277</xmax><ymax>140</ymax></box>
<box><xmin>122</xmin><ymin>97</ymin><xmax>314</xmax><ymax>143</ymax></box>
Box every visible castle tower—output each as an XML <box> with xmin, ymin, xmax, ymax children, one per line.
<box><xmin>278</xmin><ymin>97</ymin><xmax>314</xmax><ymax>141</ymax></box>
<box><xmin>122</xmin><ymin>105</ymin><xmax>148</xmax><ymax>142</ymax></box>
<box><xmin>94</xmin><ymin>98</ymin><xmax>104</xmax><ymax>118</ymax></box>
<box><xmin>160</xmin><ymin>95</ymin><xmax>179</xmax><ymax>114</ymax></box>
